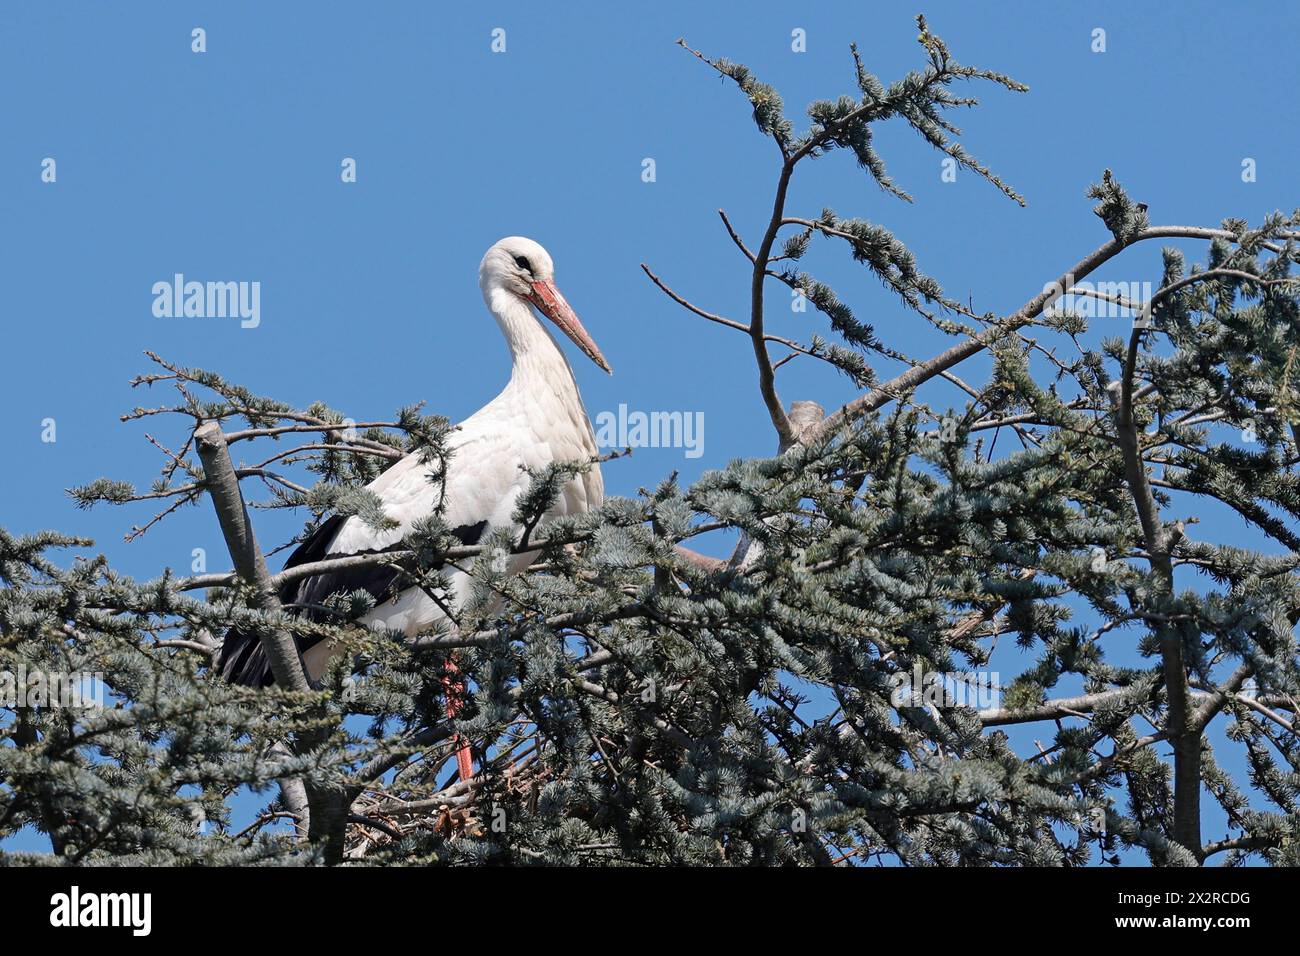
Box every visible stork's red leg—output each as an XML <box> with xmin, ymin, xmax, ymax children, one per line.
<box><xmin>442</xmin><ymin>655</ymin><xmax>474</xmax><ymax>780</ymax></box>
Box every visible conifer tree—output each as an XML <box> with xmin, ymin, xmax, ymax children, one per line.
<box><xmin>3</xmin><ymin>16</ymin><xmax>1297</xmax><ymax>866</ymax></box>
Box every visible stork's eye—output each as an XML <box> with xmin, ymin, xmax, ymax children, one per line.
<box><xmin>514</xmin><ymin>255</ymin><xmax>532</xmax><ymax>273</ymax></box>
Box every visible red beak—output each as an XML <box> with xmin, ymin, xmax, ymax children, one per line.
<box><xmin>527</xmin><ymin>279</ymin><xmax>612</xmax><ymax>374</ymax></box>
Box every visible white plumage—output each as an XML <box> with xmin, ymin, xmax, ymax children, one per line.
<box><xmin>219</xmin><ymin>236</ymin><xmax>609</xmax><ymax>687</ymax></box>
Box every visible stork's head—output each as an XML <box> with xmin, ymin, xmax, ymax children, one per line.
<box><xmin>479</xmin><ymin>236</ymin><xmax>612</xmax><ymax>374</ymax></box>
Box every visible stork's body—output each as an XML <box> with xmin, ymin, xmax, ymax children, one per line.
<box><xmin>219</xmin><ymin>237</ymin><xmax>610</xmax><ymax>687</ymax></box>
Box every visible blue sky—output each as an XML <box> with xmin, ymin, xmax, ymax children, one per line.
<box><xmin>2</xmin><ymin>1</ymin><xmax>1297</xmax><ymax>860</ymax></box>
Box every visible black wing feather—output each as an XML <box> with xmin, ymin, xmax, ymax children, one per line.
<box><xmin>217</xmin><ymin>516</ymin><xmax>489</xmax><ymax>687</ymax></box>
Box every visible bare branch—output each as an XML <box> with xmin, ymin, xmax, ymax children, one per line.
<box><xmin>978</xmin><ymin>684</ymin><xmax>1157</xmax><ymax>727</ymax></box>
<box><xmin>194</xmin><ymin>422</ymin><xmax>311</xmax><ymax>695</ymax></box>
<box><xmin>718</xmin><ymin>209</ymin><xmax>756</xmax><ymax>262</ymax></box>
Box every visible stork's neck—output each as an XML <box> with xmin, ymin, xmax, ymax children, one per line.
<box><xmin>484</xmin><ymin>285</ymin><xmax>585</xmax><ymax>402</ymax></box>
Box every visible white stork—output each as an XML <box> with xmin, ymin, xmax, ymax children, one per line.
<box><xmin>218</xmin><ymin>237</ymin><xmax>610</xmax><ymax>704</ymax></box>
